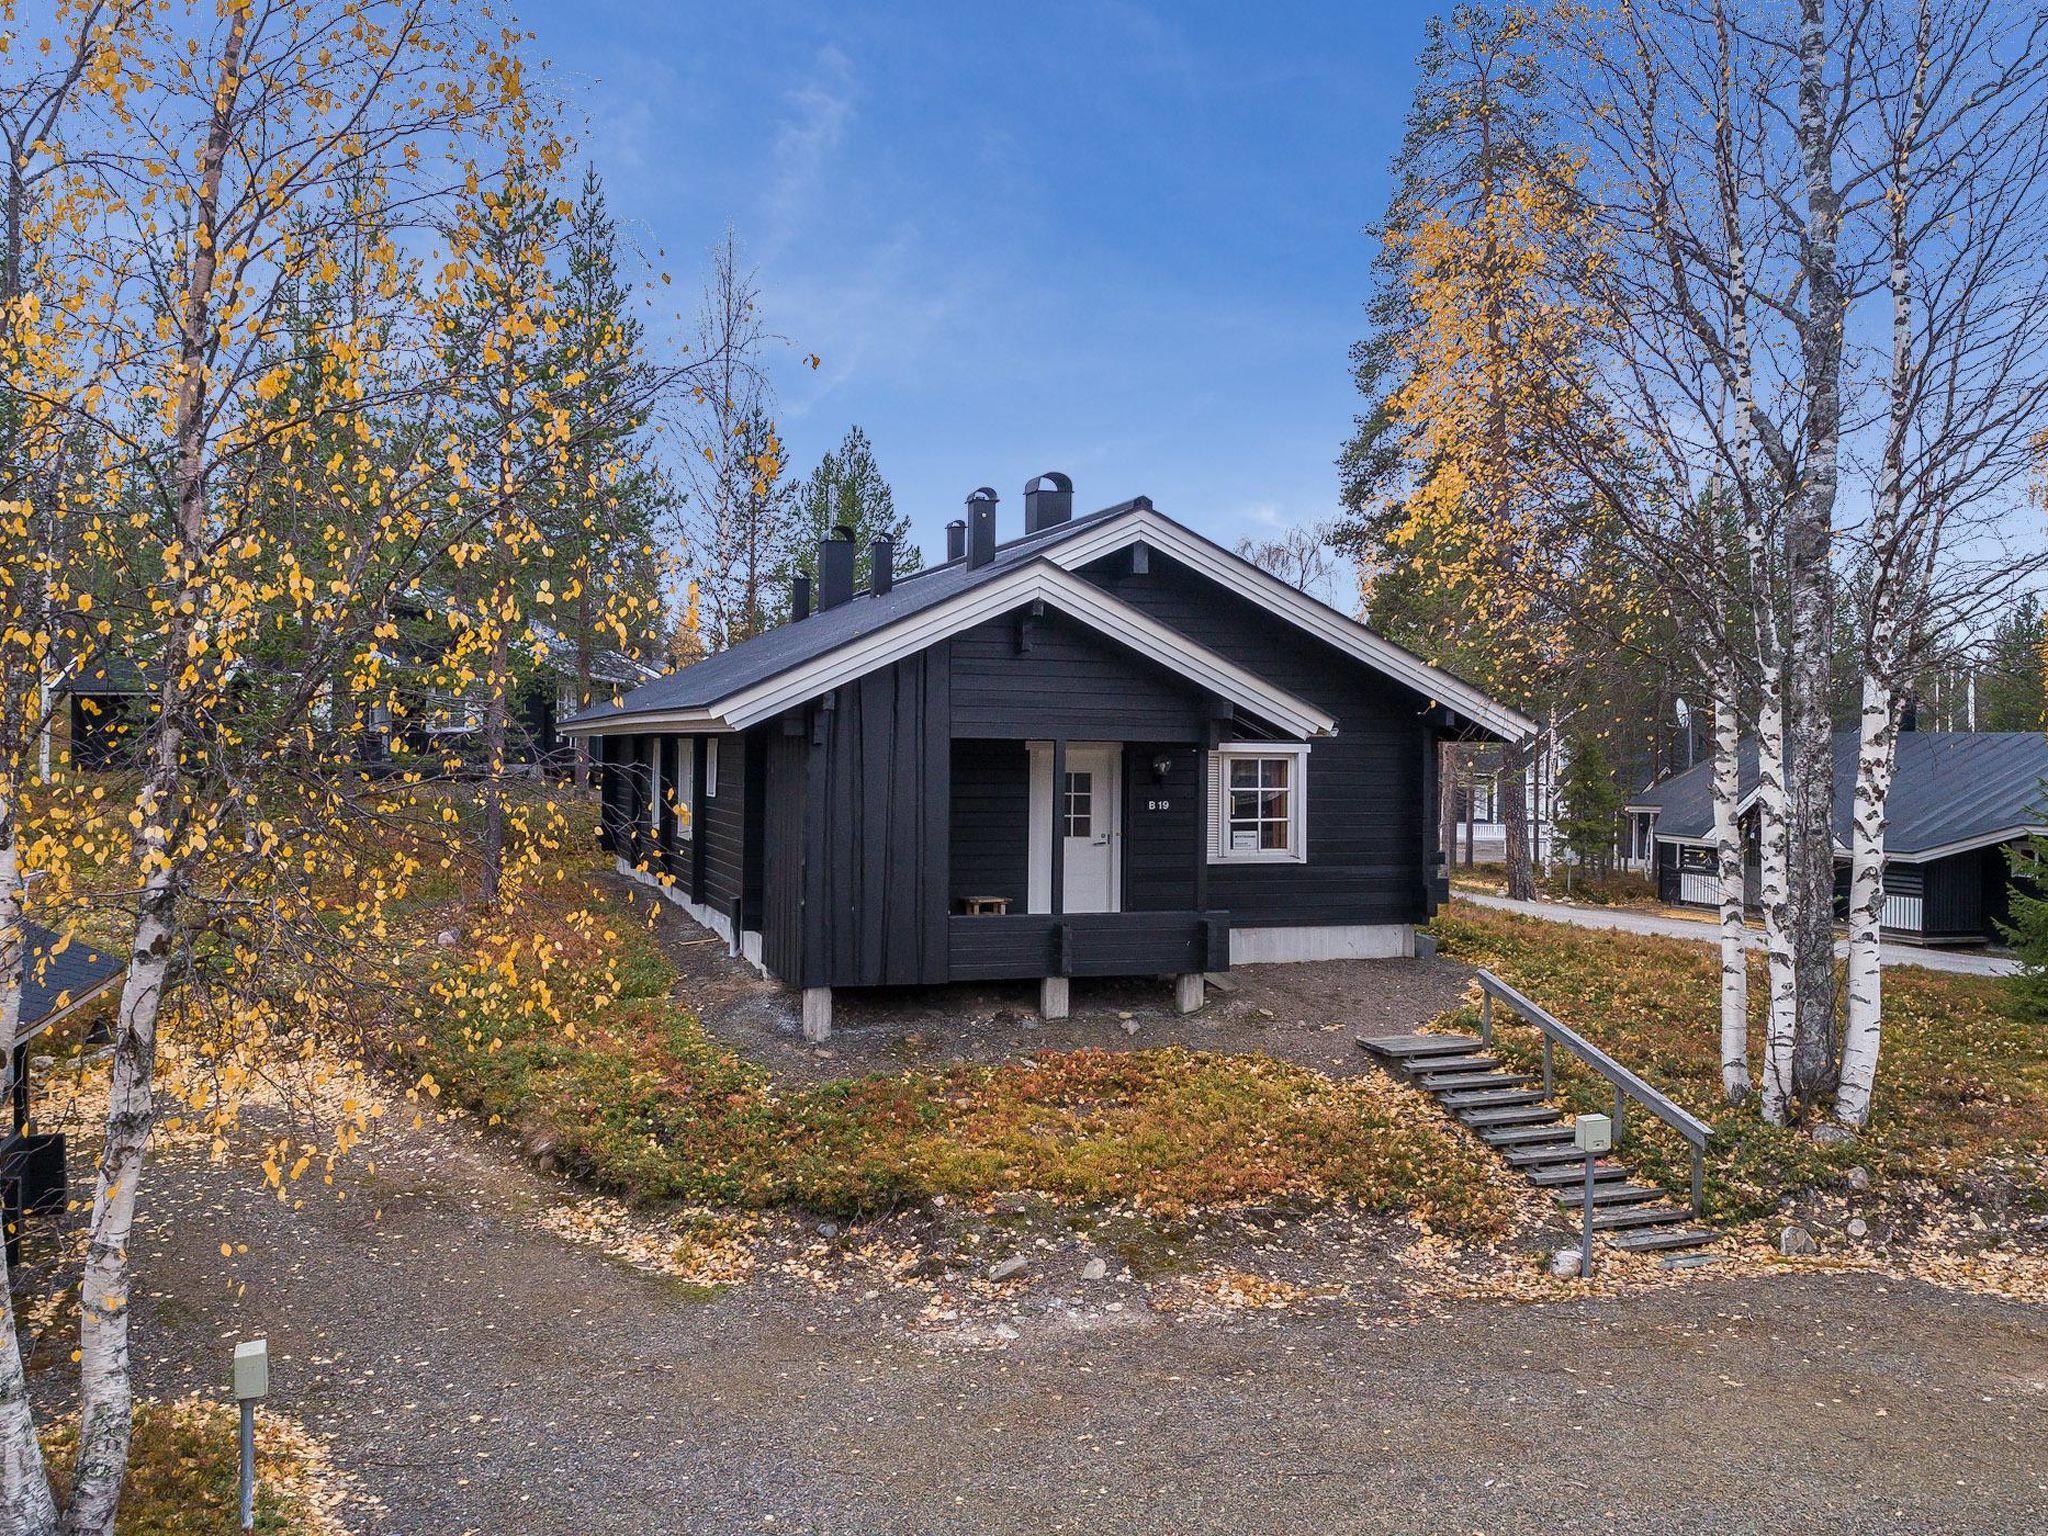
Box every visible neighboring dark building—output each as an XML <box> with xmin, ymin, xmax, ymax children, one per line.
<box><xmin>1628</xmin><ymin>729</ymin><xmax>2048</xmax><ymax>944</ymax></box>
<box><xmin>5</xmin><ymin>922</ymin><xmax>125</xmax><ymax>1265</ymax></box>
<box><xmin>564</xmin><ymin>480</ymin><xmax>1531</xmax><ymax>1036</ymax></box>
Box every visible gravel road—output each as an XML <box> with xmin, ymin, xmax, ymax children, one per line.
<box><xmin>118</xmin><ymin>1103</ymin><xmax>2048</xmax><ymax>1535</ymax></box>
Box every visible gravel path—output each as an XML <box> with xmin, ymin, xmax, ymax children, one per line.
<box><xmin>1461</xmin><ymin>891</ymin><xmax>2021</xmax><ymax>976</ymax></box>
<box><xmin>121</xmin><ymin>1105</ymin><xmax>2048</xmax><ymax>1535</ymax></box>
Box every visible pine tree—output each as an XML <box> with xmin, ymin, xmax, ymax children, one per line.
<box><xmin>779</xmin><ymin>425</ymin><xmax>920</xmax><ymax>593</ymax></box>
<box><xmin>1978</xmin><ymin>596</ymin><xmax>2045</xmax><ymax>732</ymax></box>
<box><xmin>1336</xmin><ymin>6</ymin><xmax>1619</xmax><ymax>903</ymax></box>
<box><xmin>552</xmin><ymin>165</ymin><xmax>667</xmax><ymax>781</ymax></box>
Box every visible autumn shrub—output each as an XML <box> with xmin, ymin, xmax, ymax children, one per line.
<box><xmin>397</xmin><ymin>858</ymin><xmax>1514</xmax><ymax>1234</ymax></box>
<box><xmin>1431</xmin><ymin>905</ymin><xmax>2048</xmax><ymax>1219</ymax></box>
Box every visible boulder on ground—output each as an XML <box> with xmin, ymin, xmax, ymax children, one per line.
<box><xmin>1779</xmin><ymin>1225</ymin><xmax>1819</xmax><ymax>1257</ymax></box>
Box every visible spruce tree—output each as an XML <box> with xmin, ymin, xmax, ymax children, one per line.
<box><xmin>779</xmin><ymin>425</ymin><xmax>920</xmax><ymax>593</ymax></box>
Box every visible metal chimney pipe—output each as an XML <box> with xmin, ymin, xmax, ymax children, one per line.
<box><xmin>791</xmin><ymin>572</ymin><xmax>812</xmax><ymax>621</ymax></box>
<box><xmin>819</xmin><ymin>524</ymin><xmax>856</xmax><ymax>609</ymax></box>
<box><xmin>966</xmin><ymin>488</ymin><xmax>998</xmax><ymax>568</ymax></box>
<box><xmin>869</xmin><ymin>536</ymin><xmax>894</xmax><ymax>596</ymax></box>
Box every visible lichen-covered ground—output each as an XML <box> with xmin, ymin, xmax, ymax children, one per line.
<box><xmin>115</xmin><ymin>1097</ymin><xmax>2048</xmax><ymax>1536</ymax></box>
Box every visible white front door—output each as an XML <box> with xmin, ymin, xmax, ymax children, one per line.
<box><xmin>1060</xmin><ymin>744</ymin><xmax>1119</xmax><ymax>913</ymax></box>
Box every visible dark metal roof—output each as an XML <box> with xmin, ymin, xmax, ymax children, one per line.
<box><xmin>567</xmin><ymin>498</ymin><xmax>1146</xmax><ymax>725</ymax></box>
<box><xmin>1634</xmin><ymin>730</ymin><xmax>2048</xmax><ymax>857</ymax></box>
<box><xmin>17</xmin><ymin>922</ymin><xmax>125</xmax><ymax>1037</ymax></box>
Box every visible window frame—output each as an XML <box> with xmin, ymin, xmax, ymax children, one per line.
<box><xmin>1208</xmin><ymin>742</ymin><xmax>1310</xmax><ymax>865</ymax></box>
<box><xmin>672</xmin><ymin>737</ymin><xmax>695</xmax><ymax>843</ymax></box>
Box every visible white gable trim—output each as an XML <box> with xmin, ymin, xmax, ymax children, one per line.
<box><xmin>711</xmin><ymin>561</ymin><xmax>1335</xmax><ymax>736</ymax></box>
<box><xmin>567</xmin><ymin>706</ymin><xmax>728</xmax><ymax>737</ymax></box>
<box><xmin>1041</xmin><ymin>508</ymin><xmax>1534</xmax><ymax>742</ymax></box>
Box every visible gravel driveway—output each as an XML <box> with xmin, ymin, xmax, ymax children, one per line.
<box><xmin>118</xmin><ymin>1104</ymin><xmax>2048</xmax><ymax>1535</ymax></box>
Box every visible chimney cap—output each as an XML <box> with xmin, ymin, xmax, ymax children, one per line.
<box><xmin>829</xmin><ymin>523</ymin><xmax>855</xmax><ymax>542</ymax></box>
<box><xmin>967</xmin><ymin>486</ymin><xmax>998</xmax><ymax>505</ymax></box>
<box><xmin>1025</xmin><ymin>471</ymin><xmax>1072</xmax><ymax>496</ymax></box>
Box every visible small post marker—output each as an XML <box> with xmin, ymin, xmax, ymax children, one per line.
<box><xmin>1573</xmin><ymin>1113</ymin><xmax>1613</xmax><ymax>1279</ymax></box>
<box><xmin>232</xmin><ymin>1338</ymin><xmax>269</xmax><ymax>1533</ymax></box>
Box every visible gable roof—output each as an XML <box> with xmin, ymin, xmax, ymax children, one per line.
<box><xmin>566</xmin><ymin>498</ymin><xmax>1532</xmax><ymax>741</ymax></box>
<box><xmin>567</xmin><ymin>557</ymin><xmax>1337</xmax><ymax>740</ymax></box>
<box><xmin>1632</xmin><ymin>730</ymin><xmax>2048</xmax><ymax>859</ymax></box>
<box><xmin>16</xmin><ymin>921</ymin><xmax>125</xmax><ymax>1038</ymax></box>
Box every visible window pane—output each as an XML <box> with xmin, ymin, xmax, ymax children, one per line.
<box><xmin>1229</xmin><ymin>789</ymin><xmax>1260</xmax><ymax>822</ymax></box>
<box><xmin>1230</xmin><ymin>758</ymin><xmax>1260</xmax><ymax>788</ymax></box>
<box><xmin>1261</xmin><ymin>789</ymin><xmax>1289</xmax><ymax>820</ymax></box>
<box><xmin>1064</xmin><ymin>771</ymin><xmax>1092</xmax><ymax>839</ymax></box>
<box><xmin>1261</xmin><ymin>820</ymin><xmax>1288</xmax><ymax>850</ymax></box>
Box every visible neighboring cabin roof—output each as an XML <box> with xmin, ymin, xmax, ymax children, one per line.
<box><xmin>564</xmin><ymin>498</ymin><xmax>1534</xmax><ymax>742</ymax></box>
<box><xmin>1631</xmin><ymin>730</ymin><xmax>2048</xmax><ymax>860</ymax></box>
<box><xmin>16</xmin><ymin>921</ymin><xmax>125</xmax><ymax>1037</ymax></box>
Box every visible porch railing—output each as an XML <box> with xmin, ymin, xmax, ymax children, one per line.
<box><xmin>1476</xmin><ymin>969</ymin><xmax>1713</xmax><ymax>1218</ymax></box>
<box><xmin>947</xmin><ymin>910</ymin><xmax>1229</xmax><ymax>984</ymax></box>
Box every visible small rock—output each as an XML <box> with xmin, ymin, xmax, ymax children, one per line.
<box><xmin>1847</xmin><ymin>1165</ymin><xmax>1871</xmax><ymax>1192</ymax></box>
<box><xmin>436</xmin><ymin>928</ymin><xmax>460</xmax><ymax>947</ymax></box>
<box><xmin>991</xmin><ymin>1192</ymin><xmax>1029</xmax><ymax>1215</ymax></box>
<box><xmin>1847</xmin><ymin>1217</ymin><xmax>1869</xmax><ymax>1240</ymax></box>
<box><xmin>1549</xmin><ymin>1247</ymin><xmax>1585</xmax><ymax>1278</ymax></box>
<box><xmin>988</xmin><ymin>1254</ymin><xmax>1028</xmax><ymax>1282</ymax></box>
<box><xmin>1117</xmin><ymin>1011</ymin><xmax>1134</xmax><ymax>1022</ymax></box>
<box><xmin>993</xmin><ymin>1323</ymin><xmax>1019</xmax><ymax>1341</ymax></box>
<box><xmin>1120</xmin><ymin>1019</ymin><xmax>1139</xmax><ymax>1037</ymax></box>
<box><xmin>816</xmin><ymin>1221</ymin><xmax>839</xmax><ymax>1239</ymax></box>
<box><xmin>1811</xmin><ymin>1122</ymin><xmax>1853</xmax><ymax>1147</ymax></box>
<box><xmin>1080</xmin><ymin>1257</ymin><xmax>1108</xmax><ymax>1281</ymax></box>
<box><xmin>1779</xmin><ymin>1225</ymin><xmax>1819</xmax><ymax>1257</ymax></box>
<box><xmin>28</xmin><ymin>1055</ymin><xmax>53</xmax><ymax>1074</ymax></box>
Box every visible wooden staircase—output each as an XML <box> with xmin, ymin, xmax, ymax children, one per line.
<box><xmin>1359</xmin><ymin>1032</ymin><xmax>1716</xmax><ymax>1257</ymax></box>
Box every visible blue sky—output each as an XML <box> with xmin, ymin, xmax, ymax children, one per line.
<box><xmin>522</xmin><ymin>1</ymin><xmax>1432</xmax><ymax>561</ymax></box>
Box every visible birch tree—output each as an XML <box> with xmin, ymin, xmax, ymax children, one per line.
<box><xmin>1835</xmin><ymin>0</ymin><xmax>2048</xmax><ymax>1127</ymax></box>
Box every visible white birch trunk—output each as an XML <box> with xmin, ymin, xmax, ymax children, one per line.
<box><xmin>0</xmin><ymin>795</ymin><xmax>61</xmax><ymax>1535</ymax></box>
<box><xmin>1837</xmin><ymin>672</ymin><xmax>1899</xmax><ymax>1128</ymax></box>
<box><xmin>1710</xmin><ymin>687</ymin><xmax>1751</xmax><ymax>1103</ymax></box>
<box><xmin>65</xmin><ymin>15</ymin><xmax>244</xmax><ymax>1531</ymax></box>
<box><xmin>63</xmin><ymin>850</ymin><xmax>171</xmax><ymax>1536</ymax></box>
<box><xmin>1755</xmin><ymin>667</ymin><xmax>1797</xmax><ymax>1125</ymax></box>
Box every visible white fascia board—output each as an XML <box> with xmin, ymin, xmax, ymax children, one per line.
<box><xmin>1041</xmin><ymin>508</ymin><xmax>1537</xmax><ymax>743</ymax></box>
<box><xmin>713</xmin><ymin>560</ymin><xmax>1337</xmax><ymax>738</ymax></box>
<box><xmin>561</xmin><ymin>707</ymin><xmax>729</xmax><ymax>737</ymax></box>
<box><xmin>1893</xmin><ymin>824</ymin><xmax>2048</xmax><ymax>864</ymax></box>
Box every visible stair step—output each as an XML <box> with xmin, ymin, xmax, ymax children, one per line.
<box><xmin>1357</xmin><ymin>1032</ymin><xmax>1484</xmax><ymax>1061</ymax></box>
<box><xmin>1407</xmin><ymin>1054</ymin><xmax>1501</xmax><ymax>1074</ymax></box>
<box><xmin>1590</xmin><ymin>1204</ymin><xmax>1695</xmax><ymax>1232</ymax></box>
<box><xmin>1504</xmin><ymin>1144</ymin><xmax>1599</xmax><ymax>1169</ymax></box>
<box><xmin>1417</xmin><ymin>1071</ymin><xmax>1537</xmax><ymax>1092</ymax></box>
<box><xmin>1554</xmin><ymin>1183</ymin><xmax>1665</xmax><ymax>1209</ymax></box>
<box><xmin>1441</xmin><ymin>1087</ymin><xmax>1547</xmax><ymax>1110</ymax></box>
<box><xmin>1459</xmin><ymin>1105</ymin><xmax>1563</xmax><ymax>1128</ymax></box>
<box><xmin>1479</xmin><ymin>1124</ymin><xmax>1575</xmax><ymax>1149</ymax></box>
<box><xmin>1525</xmin><ymin>1160</ymin><xmax>1627</xmax><ymax>1187</ymax></box>
<box><xmin>1609</xmin><ymin>1227</ymin><xmax>1720</xmax><ymax>1254</ymax></box>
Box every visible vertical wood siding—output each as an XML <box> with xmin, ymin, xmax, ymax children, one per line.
<box><xmin>949</xmin><ymin>738</ymin><xmax>1030</xmax><ymax>910</ymax></box>
<box><xmin>1079</xmin><ymin>551</ymin><xmax>1434</xmax><ymax>928</ymax></box>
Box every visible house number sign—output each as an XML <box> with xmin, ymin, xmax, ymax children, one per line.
<box><xmin>1145</xmin><ymin>798</ymin><xmax>1173</xmax><ymax>812</ymax></box>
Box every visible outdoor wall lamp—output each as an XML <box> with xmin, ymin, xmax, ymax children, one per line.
<box><xmin>1150</xmin><ymin>752</ymin><xmax>1174</xmax><ymax>782</ymax></box>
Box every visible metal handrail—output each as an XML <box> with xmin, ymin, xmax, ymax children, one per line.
<box><xmin>1475</xmin><ymin>969</ymin><xmax>1713</xmax><ymax>1218</ymax></box>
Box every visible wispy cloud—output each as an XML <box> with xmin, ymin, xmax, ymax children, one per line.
<box><xmin>761</xmin><ymin>44</ymin><xmax>857</xmax><ymax>258</ymax></box>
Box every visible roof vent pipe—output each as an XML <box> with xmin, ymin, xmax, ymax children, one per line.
<box><xmin>945</xmin><ymin>519</ymin><xmax>967</xmax><ymax>562</ymax></box>
<box><xmin>869</xmin><ymin>535</ymin><xmax>894</xmax><ymax>596</ymax></box>
<box><xmin>966</xmin><ymin>487</ymin><xmax>998</xmax><ymax>568</ymax></box>
<box><xmin>1023</xmin><ymin>471</ymin><xmax>1073</xmax><ymax>534</ymax></box>
<box><xmin>791</xmin><ymin>572</ymin><xmax>812</xmax><ymax>621</ymax></box>
<box><xmin>819</xmin><ymin>524</ymin><xmax>856</xmax><ymax>610</ymax></box>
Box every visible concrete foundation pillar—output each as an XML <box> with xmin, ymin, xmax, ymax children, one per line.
<box><xmin>801</xmin><ymin>986</ymin><xmax>832</xmax><ymax>1042</ymax></box>
<box><xmin>1173</xmin><ymin>973</ymin><xmax>1205</xmax><ymax>1014</ymax></box>
<box><xmin>1039</xmin><ymin>976</ymin><xmax>1070</xmax><ymax>1021</ymax></box>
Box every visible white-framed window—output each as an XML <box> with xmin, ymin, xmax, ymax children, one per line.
<box><xmin>1208</xmin><ymin>743</ymin><xmax>1310</xmax><ymax>864</ymax></box>
<box><xmin>646</xmin><ymin>738</ymin><xmax>663</xmax><ymax>834</ymax></box>
<box><xmin>705</xmin><ymin>737</ymin><xmax>719</xmax><ymax>799</ymax></box>
<box><xmin>672</xmin><ymin>737</ymin><xmax>695</xmax><ymax>842</ymax></box>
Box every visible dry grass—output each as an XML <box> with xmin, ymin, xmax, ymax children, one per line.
<box><xmin>1430</xmin><ymin>904</ymin><xmax>2048</xmax><ymax>1220</ymax></box>
<box><xmin>397</xmin><ymin>858</ymin><xmax>1515</xmax><ymax>1235</ymax></box>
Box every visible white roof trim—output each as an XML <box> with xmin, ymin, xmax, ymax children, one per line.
<box><xmin>570</xmin><ymin>560</ymin><xmax>1337</xmax><ymax>740</ymax></box>
<box><xmin>717</xmin><ymin>561</ymin><xmax>1333</xmax><ymax>735</ymax></box>
<box><xmin>1891</xmin><ymin>824</ymin><xmax>2048</xmax><ymax>863</ymax></box>
<box><xmin>565</xmin><ymin>706</ymin><xmax>728</xmax><ymax>738</ymax></box>
<box><xmin>1039</xmin><ymin>507</ymin><xmax>1536</xmax><ymax>742</ymax></box>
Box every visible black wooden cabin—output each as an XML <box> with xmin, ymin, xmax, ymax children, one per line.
<box><xmin>1631</xmin><ymin>729</ymin><xmax>2048</xmax><ymax>944</ymax></box>
<box><xmin>566</xmin><ymin>479</ymin><xmax>1531</xmax><ymax>1035</ymax></box>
